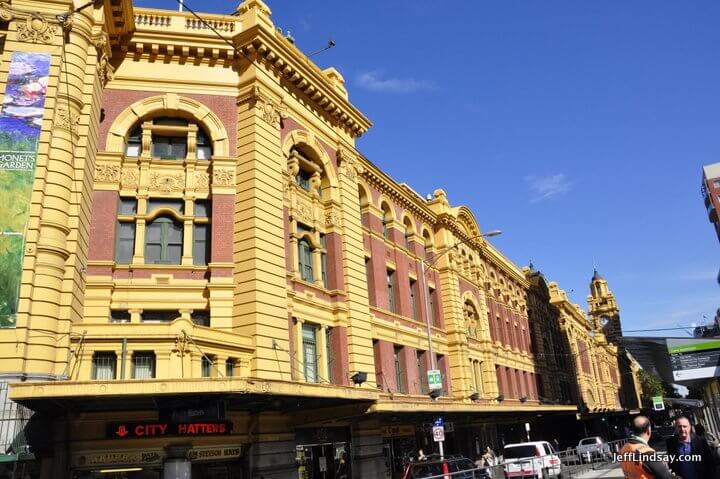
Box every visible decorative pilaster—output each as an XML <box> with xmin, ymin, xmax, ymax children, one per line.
<box><xmin>233</xmin><ymin>81</ymin><xmax>291</xmax><ymax>380</ymax></box>
<box><xmin>335</xmin><ymin>145</ymin><xmax>377</xmax><ymax>387</ymax></box>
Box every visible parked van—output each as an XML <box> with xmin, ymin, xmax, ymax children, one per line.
<box><xmin>502</xmin><ymin>441</ymin><xmax>562</xmax><ymax>478</ymax></box>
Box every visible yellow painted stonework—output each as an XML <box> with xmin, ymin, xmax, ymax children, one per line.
<box><xmin>0</xmin><ymin>1</ymin><xmax>637</xmax><ymax>473</ymax></box>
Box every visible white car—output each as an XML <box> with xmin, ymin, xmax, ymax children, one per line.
<box><xmin>575</xmin><ymin>436</ymin><xmax>610</xmax><ymax>462</ymax></box>
<box><xmin>502</xmin><ymin>441</ymin><xmax>562</xmax><ymax>479</ymax></box>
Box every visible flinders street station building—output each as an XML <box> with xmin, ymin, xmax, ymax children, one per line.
<box><xmin>0</xmin><ymin>1</ymin><xmax>641</xmax><ymax>478</ymax></box>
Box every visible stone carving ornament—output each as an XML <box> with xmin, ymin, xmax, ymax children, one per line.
<box><xmin>55</xmin><ymin>106</ymin><xmax>80</xmax><ymax>135</ymax></box>
<box><xmin>121</xmin><ymin>168</ymin><xmax>139</xmax><ymax>189</ymax></box>
<box><xmin>149</xmin><ymin>172</ymin><xmax>184</xmax><ymax>192</ymax></box>
<box><xmin>324</xmin><ymin>211</ymin><xmax>340</xmax><ymax>227</ymax></box>
<box><xmin>336</xmin><ymin>148</ymin><xmax>357</xmax><ymax>181</ymax></box>
<box><xmin>17</xmin><ymin>13</ymin><xmax>57</xmax><ymax>44</ymax></box>
<box><xmin>95</xmin><ymin>164</ymin><xmax>121</xmax><ymax>183</ymax></box>
<box><xmin>212</xmin><ymin>168</ymin><xmax>234</xmax><ymax>187</ymax></box>
<box><xmin>194</xmin><ymin>171</ymin><xmax>210</xmax><ymax>190</ymax></box>
<box><xmin>295</xmin><ymin>200</ymin><xmax>313</xmax><ymax>224</ymax></box>
<box><xmin>0</xmin><ymin>2</ymin><xmax>13</xmax><ymax>21</ymax></box>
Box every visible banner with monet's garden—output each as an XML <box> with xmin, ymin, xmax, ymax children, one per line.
<box><xmin>0</xmin><ymin>52</ymin><xmax>50</xmax><ymax>327</ymax></box>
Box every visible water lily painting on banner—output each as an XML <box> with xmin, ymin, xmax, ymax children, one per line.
<box><xmin>0</xmin><ymin>52</ymin><xmax>50</xmax><ymax>327</ymax></box>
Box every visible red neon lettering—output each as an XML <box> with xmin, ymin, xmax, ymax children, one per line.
<box><xmin>158</xmin><ymin>424</ymin><xmax>167</xmax><ymax>435</ymax></box>
<box><xmin>178</xmin><ymin>424</ymin><xmax>187</xmax><ymax>434</ymax></box>
<box><xmin>219</xmin><ymin>424</ymin><xmax>226</xmax><ymax>433</ymax></box>
<box><xmin>135</xmin><ymin>425</ymin><xmax>145</xmax><ymax>436</ymax></box>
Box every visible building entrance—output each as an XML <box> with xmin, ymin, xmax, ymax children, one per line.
<box><xmin>296</xmin><ymin>442</ymin><xmax>350</xmax><ymax>479</ymax></box>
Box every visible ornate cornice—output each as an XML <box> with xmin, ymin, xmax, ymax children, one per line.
<box><xmin>356</xmin><ymin>155</ymin><xmax>436</xmax><ymax>225</ymax></box>
<box><xmin>237</xmin><ymin>27</ymin><xmax>371</xmax><ymax>139</ymax></box>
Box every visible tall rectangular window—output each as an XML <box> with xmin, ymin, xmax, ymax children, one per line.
<box><xmin>132</xmin><ymin>352</ymin><xmax>155</xmax><ymax>379</ymax></box>
<box><xmin>428</xmin><ymin>287</ymin><xmax>438</xmax><ymax>326</ymax></box>
<box><xmin>193</xmin><ymin>224</ymin><xmax>211</xmax><ymax>265</ymax></box>
<box><xmin>145</xmin><ymin>217</ymin><xmax>183</xmax><ymax>264</ymax></box>
<box><xmin>409</xmin><ymin>279</ymin><xmax>418</xmax><ymax>320</ymax></box>
<box><xmin>115</xmin><ymin>221</ymin><xmax>135</xmax><ymax>264</ymax></box>
<box><xmin>194</xmin><ymin>200</ymin><xmax>211</xmax><ymax>217</ymax></box>
<box><xmin>298</xmin><ymin>239</ymin><xmax>314</xmax><ymax>282</ymax></box>
<box><xmin>201</xmin><ymin>355</ymin><xmax>213</xmax><ymax>377</ymax></box>
<box><xmin>365</xmin><ymin>257</ymin><xmax>376</xmax><ymax>306</ymax></box>
<box><xmin>92</xmin><ymin>352</ymin><xmax>117</xmax><ymax>380</ymax></box>
<box><xmin>326</xmin><ymin>327</ymin><xmax>333</xmax><ymax>384</ymax></box>
<box><xmin>302</xmin><ymin>324</ymin><xmax>319</xmax><ymax>383</ymax></box>
<box><xmin>394</xmin><ymin>345</ymin><xmax>405</xmax><ymax>393</ymax></box>
<box><xmin>226</xmin><ymin>358</ymin><xmax>235</xmax><ymax>377</ymax></box>
<box><xmin>417</xmin><ymin>350</ymin><xmax>427</xmax><ymax>394</ymax></box>
<box><xmin>387</xmin><ymin>270</ymin><xmax>396</xmax><ymax>313</ymax></box>
<box><xmin>320</xmin><ymin>234</ymin><xmax>328</xmax><ymax>289</ymax></box>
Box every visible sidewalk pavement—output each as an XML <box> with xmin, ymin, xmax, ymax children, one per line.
<box><xmin>571</xmin><ymin>464</ymin><xmax>624</xmax><ymax>478</ymax></box>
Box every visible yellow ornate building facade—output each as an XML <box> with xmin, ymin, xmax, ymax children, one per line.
<box><xmin>0</xmin><ymin>1</ymin><xmax>638</xmax><ymax>478</ymax></box>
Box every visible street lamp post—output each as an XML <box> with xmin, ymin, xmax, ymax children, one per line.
<box><xmin>419</xmin><ymin>229</ymin><xmax>500</xmax><ymax>460</ymax></box>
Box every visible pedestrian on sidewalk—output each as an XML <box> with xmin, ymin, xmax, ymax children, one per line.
<box><xmin>666</xmin><ymin>415</ymin><xmax>714</xmax><ymax>479</ymax></box>
<box><xmin>618</xmin><ymin>415</ymin><xmax>675</xmax><ymax>478</ymax></box>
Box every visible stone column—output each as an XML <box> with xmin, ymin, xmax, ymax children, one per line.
<box><xmin>11</xmin><ymin>2</ymin><xmax>106</xmax><ymax>377</ymax></box>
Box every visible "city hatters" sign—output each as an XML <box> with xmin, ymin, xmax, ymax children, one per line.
<box><xmin>107</xmin><ymin>421</ymin><xmax>233</xmax><ymax>439</ymax></box>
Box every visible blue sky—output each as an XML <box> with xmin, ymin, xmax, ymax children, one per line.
<box><xmin>136</xmin><ymin>0</ymin><xmax>720</xmax><ymax>336</ymax></box>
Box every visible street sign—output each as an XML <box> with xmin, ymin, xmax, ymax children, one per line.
<box><xmin>524</xmin><ymin>422</ymin><xmax>530</xmax><ymax>432</ymax></box>
<box><xmin>652</xmin><ymin>396</ymin><xmax>665</xmax><ymax>411</ymax></box>
<box><xmin>433</xmin><ymin>417</ymin><xmax>444</xmax><ymax>427</ymax></box>
<box><xmin>432</xmin><ymin>426</ymin><xmax>445</xmax><ymax>442</ymax></box>
<box><xmin>427</xmin><ymin>370</ymin><xmax>443</xmax><ymax>390</ymax></box>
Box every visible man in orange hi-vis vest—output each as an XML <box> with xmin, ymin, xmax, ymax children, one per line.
<box><xmin>619</xmin><ymin>416</ymin><xmax>676</xmax><ymax>478</ymax></box>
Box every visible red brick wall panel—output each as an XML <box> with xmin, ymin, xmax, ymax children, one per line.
<box><xmin>330</xmin><ymin>326</ymin><xmax>349</xmax><ymax>386</ymax></box>
<box><xmin>211</xmin><ymin>194</ymin><xmax>234</xmax><ymax>263</ymax></box>
<box><xmin>88</xmin><ymin>190</ymin><xmax>118</xmax><ymax>261</ymax></box>
<box><xmin>374</xmin><ymin>340</ymin><xmax>397</xmax><ymax>392</ymax></box>
<box><xmin>326</xmin><ymin>232</ymin><xmax>344</xmax><ymax>290</ymax></box>
<box><xmin>403</xmin><ymin>346</ymin><xmax>420</xmax><ymax>395</ymax></box>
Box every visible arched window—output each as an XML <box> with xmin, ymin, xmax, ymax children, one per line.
<box><xmin>145</xmin><ymin>216</ymin><xmax>183</xmax><ymax>264</ymax></box>
<box><xmin>125</xmin><ymin>117</ymin><xmax>213</xmax><ymax>160</ymax></box>
<box><xmin>298</xmin><ymin>237</ymin><xmax>314</xmax><ymax>282</ymax></box>
<box><xmin>422</xmin><ymin>229</ymin><xmax>432</xmax><ymax>259</ymax></box>
<box><xmin>358</xmin><ymin>186</ymin><xmax>370</xmax><ymax>228</ymax></box>
<box><xmin>381</xmin><ymin>203</ymin><xmax>392</xmax><ymax>239</ymax></box>
<box><xmin>464</xmin><ymin>300</ymin><xmax>480</xmax><ymax>338</ymax></box>
<box><xmin>289</xmin><ymin>148</ymin><xmax>322</xmax><ymax>195</ymax></box>
<box><xmin>403</xmin><ymin>217</ymin><xmax>413</xmax><ymax>249</ymax></box>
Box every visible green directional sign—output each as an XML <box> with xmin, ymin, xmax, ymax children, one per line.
<box><xmin>427</xmin><ymin>369</ymin><xmax>442</xmax><ymax>390</ymax></box>
<box><xmin>652</xmin><ymin>396</ymin><xmax>664</xmax><ymax>411</ymax></box>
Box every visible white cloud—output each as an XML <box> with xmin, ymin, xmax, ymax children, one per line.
<box><xmin>525</xmin><ymin>173</ymin><xmax>573</xmax><ymax>202</ymax></box>
<box><xmin>355</xmin><ymin>71</ymin><xmax>435</xmax><ymax>93</ymax></box>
